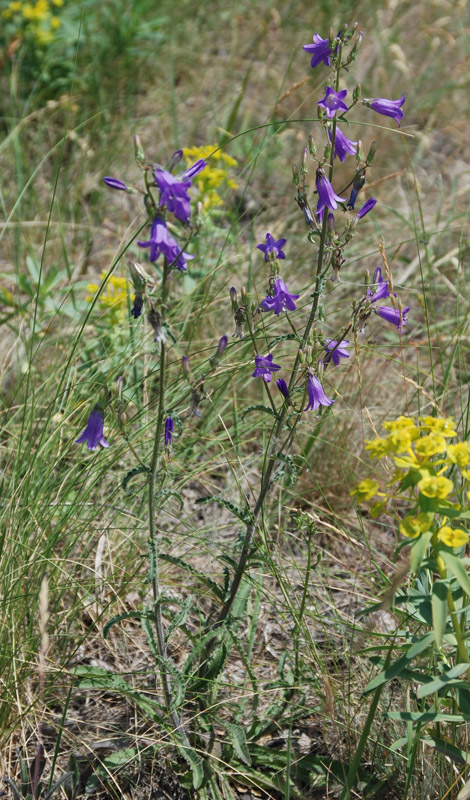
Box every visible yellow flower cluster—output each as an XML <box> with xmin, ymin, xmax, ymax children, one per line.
<box><xmin>86</xmin><ymin>272</ymin><xmax>132</xmax><ymax>325</ymax></box>
<box><xmin>183</xmin><ymin>145</ymin><xmax>238</xmax><ymax>211</ymax></box>
<box><xmin>2</xmin><ymin>0</ymin><xmax>63</xmax><ymax>46</ymax></box>
<box><xmin>352</xmin><ymin>415</ymin><xmax>470</xmax><ymax>550</ymax></box>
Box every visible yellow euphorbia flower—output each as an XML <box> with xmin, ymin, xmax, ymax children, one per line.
<box><xmin>365</xmin><ymin>438</ymin><xmax>389</xmax><ymax>459</ymax></box>
<box><xmin>383</xmin><ymin>416</ymin><xmax>417</xmax><ymax>432</ymax></box>
<box><xmin>436</xmin><ymin>526</ymin><xmax>469</xmax><ymax>548</ymax></box>
<box><xmin>399</xmin><ymin>512</ymin><xmax>434</xmax><ymax>539</ymax></box>
<box><xmin>386</xmin><ymin>429</ymin><xmax>414</xmax><ymax>454</ymax></box>
<box><xmin>350</xmin><ymin>479</ymin><xmax>379</xmax><ymax>502</ymax></box>
<box><xmin>419</xmin><ymin>416</ymin><xmax>457</xmax><ymax>438</ymax></box>
<box><xmin>417</xmin><ymin>475</ymin><xmax>453</xmax><ymax>499</ymax></box>
<box><xmin>447</xmin><ymin>442</ymin><xmax>470</xmax><ymax>468</ymax></box>
<box><xmin>414</xmin><ymin>433</ymin><xmax>447</xmax><ymax>459</ymax></box>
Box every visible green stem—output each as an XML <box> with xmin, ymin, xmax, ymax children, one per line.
<box><xmin>147</xmin><ymin>263</ymin><xmax>189</xmax><ymax>744</ymax></box>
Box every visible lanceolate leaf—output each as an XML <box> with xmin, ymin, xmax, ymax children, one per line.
<box><xmin>440</xmin><ymin>550</ymin><xmax>470</xmax><ymax>596</ymax></box>
<box><xmin>431</xmin><ymin>580</ymin><xmax>448</xmax><ymax>646</ymax></box>
<box><xmin>195</xmin><ymin>494</ymin><xmax>252</xmax><ymax>524</ymax></box>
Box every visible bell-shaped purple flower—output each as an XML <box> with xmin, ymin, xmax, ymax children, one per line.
<box><xmin>303</xmin><ymin>34</ymin><xmax>332</xmax><ymax>69</ymax></box>
<box><xmin>375</xmin><ymin>305</ymin><xmax>410</xmax><ymax>333</ymax></box>
<box><xmin>260</xmin><ymin>278</ymin><xmax>299</xmax><ymax>315</ymax></box>
<box><xmin>257</xmin><ymin>233</ymin><xmax>287</xmax><ymax>262</ymax></box>
<box><xmin>318</xmin><ymin>87</ymin><xmax>348</xmax><ymax>119</ymax></box>
<box><xmin>138</xmin><ymin>216</ymin><xmax>194</xmax><ymax>271</ymax></box>
<box><xmin>357</xmin><ymin>197</ymin><xmax>377</xmax><ymax>218</ymax></box>
<box><xmin>276</xmin><ymin>378</ymin><xmax>289</xmax><ymax>399</ymax></box>
<box><xmin>104</xmin><ymin>176</ymin><xmax>129</xmax><ymax>191</ymax></box>
<box><xmin>155</xmin><ymin>169</ymin><xmax>192</xmax><ymax>222</ymax></box>
<box><xmin>305</xmin><ymin>372</ymin><xmax>334</xmax><ymax>411</ymax></box>
<box><xmin>75</xmin><ymin>407</ymin><xmax>110</xmax><ymax>450</ymax></box>
<box><xmin>366</xmin><ymin>93</ymin><xmax>406</xmax><ymax>127</ymax></box>
<box><xmin>154</xmin><ymin>159</ymin><xmax>207</xmax><ymax>222</ymax></box>
<box><xmin>329</xmin><ymin>127</ymin><xmax>358</xmax><ymax>162</ymax></box>
<box><xmin>252</xmin><ymin>353</ymin><xmax>281</xmax><ymax>383</ymax></box>
<box><xmin>323</xmin><ymin>339</ymin><xmax>350</xmax><ymax>366</ymax></box>
<box><xmin>367</xmin><ymin>266</ymin><xmax>393</xmax><ymax>304</ymax></box>
<box><xmin>164</xmin><ymin>416</ymin><xmax>174</xmax><ymax>446</ymax></box>
<box><xmin>316</xmin><ymin>169</ymin><xmax>346</xmax><ymax>217</ymax></box>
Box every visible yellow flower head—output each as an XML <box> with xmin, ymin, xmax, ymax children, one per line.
<box><xmin>350</xmin><ymin>478</ymin><xmax>379</xmax><ymax>502</ymax></box>
<box><xmin>436</xmin><ymin>526</ymin><xmax>469</xmax><ymax>548</ymax></box>
<box><xmin>383</xmin><ymin>416</ymin><xmax>417</xmax><ymax>432</ymax></box>
<box><xmin>386</xmin><ymin>429</ymin><xmax>414</xmax><ymax>454</ymax></box>
<box><xmin>419</xmin><ymin>416</ymin><xmax>457</xmax><ymax>438</ymax></box>
<box><xmin>86</xmin><ymin>271</ymin><xmax>131</xmax><ymax>322</ymax></box>
<box><xmin>447</xmin><ymin>442</ymin><xmax>470</xmax><ymax>468</ymax></box>
<box><xmin>414</xmin><ymin>433</ymin><xmax>447</xmax><ymax>459</ymax></box>
<box><xmin>417</xmin><ymin>475</ymin><xmax>453</xmax><ymax>499</ymax></box>
<box><xmin>399</xmin><ymin>512</ymin><xmax>434</xmax><ymax>539</ymax></box>
<box><xmin>182</xmin><ymin>144</ymin><xmax>238</xmax><ymax>211</ymax></box>
<box><xmin>365</xmin><ymin>437</ymin><xmax>390</xmax><ymax>459</ymax></box>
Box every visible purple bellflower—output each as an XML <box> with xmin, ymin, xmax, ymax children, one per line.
<box><xmin>375</xmin><ymin>305</ymin><xmax>410</xmax><ymax>333</ymax></box>
<box><xmin>366</xmin><ymin>93</ymin><xmax>406</xmax><ymax>127</ymax></box>
<box><xmin>323</xmin><ymin>339</ymin><xmax>350</xmax><ymax>367</ymax></box>
<box><xmin>75</xmin><ymin>407</ymin><xmax>110</xmax><ymax>450</ymax></box>
<box><xmin>367</xmin><ymin>266</ymin><xmax>394</xmax><ymax>304</ymax></box>
<box><xmin>305</xmin><ymin>372</ymin><xmax>334</xmax><ymax>411</ymax></box>
<box><xmin>357</xmin><ymin>197</ymin><xmax>377</xmax><ymax>218</ymax></box>
<box><xmin>252</xmin><ymin>353</ymin><xmax>281</xmax><ymax>383</ymax></box>
<box><xmin>138</xmin><ymin>216</ymin><xmax>194</xmax><ymax>271</ymax></box>
<box><xmin>154</xmin><ymin>159</ymin><xmax>206</xmax><ymax>222</ymax></box>
<box><xmin>261</xmin><ymin>278</ymin><xmax>299</xmax><ymax>314</ymax></box>
<box><xmin>104</xmin><ymin>177</ymin><xmax>129</xmax><ymax>191</ymax></box>
<box><xmin>303</xmin><ymin>34</ymin><xmax>332</xmax><ymax>68</ymax></box>
<box><xmin>257</xmin><ymin>233</ymin><xmax>287</xmax><ymax>262</ymax></box>
<box><xmin>318</xmin><ymin>87</ymin><xmax>348</xmax><ymax>119</ymax></box>
<box><xmin>164</xmin><ymin>416</ymin><xmax>174</xmax><ymax>446</ymax></box>
<box><xmin>276</xmin><ymin>378</ymin><xmax>290</xmax><ymax>399</ymax></box>
<box><xmin>316</xmin><ymin>169</ymin><xmax>346</xmax><ymax>217</ymax></box>
<box><xmin>329</xmin><ymin>127</ymin><xmax>358</xmax><ymax>162</ymax></box>
<box><xmin>155</xmin><ymin>169</ymin><xmax>192</xmax><ymax>222</ymax></box>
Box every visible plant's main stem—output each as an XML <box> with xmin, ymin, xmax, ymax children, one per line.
<box><xmin>147</xmin><ymin>263</ymin><xmax>189</xmax><ymax>745</ymax></box>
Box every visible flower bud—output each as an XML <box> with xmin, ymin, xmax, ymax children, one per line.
<box><xmin>353</xmin><ymin>83</ymin><xmax>361</xmax><ymax>102</ymax></box>
<box><xmin>350</xmin><ymin>30</ymin><xmax>363</xmax><ymax>60</ymax></box>
<box><xmin>301</xmin><ymin>148</ymin><xmax>308</xmax><ymax>178</ymax></box>
<box><xmin>128</xmin><ymin>260</ymin><xmax>152</xmax><ymax>292</ymax></box>
<box><xmin>328</xmin><ymin>27</ymin><xmax>336</xmax><ymax>46</ymax></box>
<box><xmin>168</xmin><ymin>149</ymin><xmax>183</xmax><ymax>171</ymax></box>
<box><xmin>327</xmin><ymin>213</ymin><xmax>335</xmax><ymax>232</ymax></box>
<box><xmin>148</xmin><ymin>309</ymin><xmax>166</xmax><ymax>343</ymax></box>
<box><xmin>134</xmin><ymin>134</ymin><xmax>145</xmax><ymax>165</ymax></box>
<box><xmin>230</xmin><ymin>287</ymin><xmax>238</xmax><ymax>311</ymax></box>
<box><xmin>216</xmin><ymin>334</ymin><xmax>228</xmax><ymax>357</ymax></box>
<box><xmin>182</xmin><ymin>355</ymin><xmax>191</xmax><ymax>378</ymax></box>
<box><xmin>366</xmin><ymin>141</ymin><xmax>377</xmax><ymax>165</ymax></box>
<box><xmin>308</xmin><ymin>135</ymin><xmax>316</xmax><ymax>158</ymax></box>
<box><xmin>298</xmin><ymin>349</ymin><xmax>305</xmax><ymax>364</ymax></box>
<box><xmin>116</xmin><ymin>376</ymin><xmax>124</xmax><ymax>401</ymax></box>
<box><xmin>356</xmin><ymin>140</ymin><xmax>364</xmax><ymax>162</ymax></box>
<box><xmin>241</xmin><ymin>286</ymin><xmax>247</xmax><ymax>300</ymax></box>
<box><xmin>292</xmin><ymin>164</ymin><xmax>300</xmax><ymax>185</ymax></box>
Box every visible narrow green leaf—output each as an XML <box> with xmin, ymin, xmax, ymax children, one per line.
<box><xmin>104</xmin><ymin>610</ymin><xmax>146</xmax><ymax>639</ymax></box>
<box><xmin>363</xmin><ymin>632</ymin><xmax>435</xmax><ymax>695</ymax></box>
<box><xmin>423</xmin><ymin>734</ymin><xmax>470</xmax><ymax>765</ymax></box>
<box><xmin>85</xmin><ymin>748</ymin><xmax>139</xmax><ymax>794</ymax></box>
<box><xmin>178</xmin><ymin>744</ymin><xmax>204</xmax><ymax>790</ymax></box>
<box><xmin>226</xmin><ymin>723</ymin><xmax>251</xmax><ymax>765</ymax></box>
<box><xmin>440</xmin><ymin>550</ymin><xmax>470</xmax><ymax>595</ymax></box>
<box><xmin>410</xmin><ymin>531</ymin><xmax>433</xmax><ymax>573</ymax></box>
<box><xmin>195</xmin><ymin>494</ymin><xmax>251</xmax><ymax>524</ymax></box>
<box><xmin>241</xmin><ymin>403</ymin><xmax>278</xmax><ymax>421</ymax></box>
<box><xmin>417</xmin><ymin>663</ymin><xmax>469</xmax><ymax>698</ymax></box>
<box><xmin>122</xmin><ymin>465</ymin><xmax>150</xmax><ymax>493</ymax></box>
<box><xmin>387</xmin><ymin>711</ymin><xmax>470</xmax><ymax>723</ymax></box>
<box><xmin>431</xmin><ymin>580</ymin><xmax>448</xmax><ymax>646</ymax></box>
